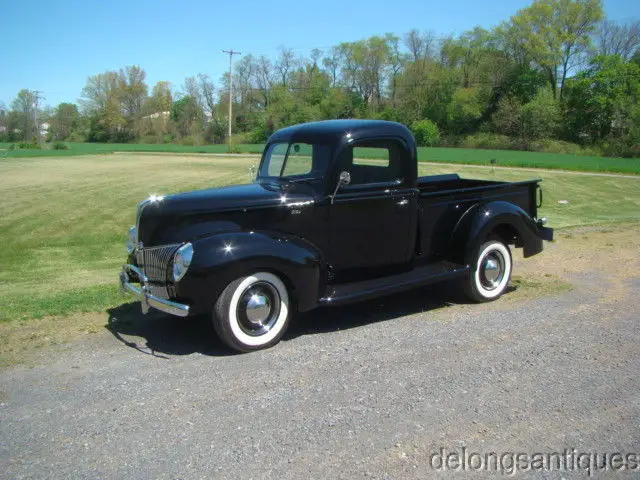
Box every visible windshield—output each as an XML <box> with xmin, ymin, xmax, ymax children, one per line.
<box><xmin>258</xmin><ymin>142</ymin><xmax>330</xmax><ymax>179</ymax></box>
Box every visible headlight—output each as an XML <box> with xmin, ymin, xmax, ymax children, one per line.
<box><xmin>126</xmin><ymin>226</ymin><xmax>137</xmax><ymax>254</ymax></box>
<box><xmin>172</xmin><ymin>243</ymin><xmax>193</xmax><ymax>282</ymax></box>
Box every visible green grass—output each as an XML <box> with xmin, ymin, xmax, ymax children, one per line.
<box><xmin>2</xmin><ymin>141</ymin><xmax>639</xmax><ymax>174</ymax></box>
<box><xmin>354</xmin><ymin>146</ymin><xmax>640</xmax><ymax>174</ymax></box>
<box><xmin>0</xmin><ymin>153</ymin><xmax>639</xmax><ymax>323</ymax></box>
<box><xmin>0</xmin><ymin>141</ymin><xmax>264</xmax><ymax>157</ymax></box>
<box><xmin>418</xmin><ymin>147</ymin><xmax>640</xmax><ymax>174</ymax></box>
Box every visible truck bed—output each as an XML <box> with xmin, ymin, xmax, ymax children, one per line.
<box><xmin>415</xmin><ymin>174</ymin><xmax>541</xmax><ymax>262</ymax></box>
<box><xmin>417</xmin><ymin>173</ymin><xmax>536</xmax><ymax>195</ymax></box>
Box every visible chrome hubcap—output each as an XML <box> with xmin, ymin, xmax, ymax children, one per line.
<box><xmin>480</xmin><ymin>251</ymin><xmax>504</xmax><ymax>290</ymax></box>
<box><xmin>236</xmin><ymin>282</ymin><xmax>280</xmax><ymax>336</ymax></box>
<box><xmin>246</xmin><ymin>293</ymin><xmax>271</xmax><ymax>324</ymax></box>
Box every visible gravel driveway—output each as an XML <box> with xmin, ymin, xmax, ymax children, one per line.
<box><xmin>1</xmin><ymin>227</ymin><xmax>639</xmax><ymax>479</ymax></box>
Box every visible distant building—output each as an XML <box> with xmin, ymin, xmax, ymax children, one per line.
<box><xmin>142</xmin><ymin>111</ymin><xmax>170</xmax><ymax>120</ymax></box>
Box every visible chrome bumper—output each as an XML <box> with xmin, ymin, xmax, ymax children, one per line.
<box><xmin>119</xmin><ymin>264</ymin><xmax>190</xmax><ymax>317</ymax></box>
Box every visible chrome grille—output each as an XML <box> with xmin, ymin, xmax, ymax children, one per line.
<box><xmin>147</xmin><ymin>284</ymin><xmax>174</xmax><ymax>299</ymax></box>
<box><xmin>134</xmin><ymin>243</ymin><xmax>181</xmax><ymax>299</ymax></box>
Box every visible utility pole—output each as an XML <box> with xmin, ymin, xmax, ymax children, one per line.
<box><xmin>222</xmin><ymin>49</ymin><xmax>241</xmax><ymax>140</ymax></box>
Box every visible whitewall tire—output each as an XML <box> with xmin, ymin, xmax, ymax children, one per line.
<box><xmin>213</xmin><ymin>272</ymin><xmax>291</xmax><ymax>352</ymax></box>
<box><xmin>461</xmin><ymin>240</ymin><xmax>512</xmax><ymax>302</ymax></box>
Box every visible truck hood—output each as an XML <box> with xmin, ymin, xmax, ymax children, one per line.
<box><xmin>137</xmin><ymin>182</ymin><xmax>314</xmax><ymax>245</ymax></box>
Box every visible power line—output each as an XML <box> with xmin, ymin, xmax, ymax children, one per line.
<box><xmin>222</xmin><ymin>49</ymin><xmax>241</xmax><ymax>139</ymax></box>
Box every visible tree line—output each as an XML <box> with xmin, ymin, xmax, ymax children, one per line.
<box><xmin>1</xmin><ymin>0</ymin><xmax>639</xmax><ymax>157</ymax></box>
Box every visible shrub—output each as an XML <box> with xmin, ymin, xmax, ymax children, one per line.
<box><xmin>138</xmin><ymin>135</ymin><xmax>160</xmax><ymax>144</ymax></box>
<box><xmin>15</xmin><ymin>141</ymin><xmax>41</xmax><ymax>150</ymax></box>
<box><xmin>227</xmin><ymin>135</ymin><xmax>243</xmax><ymax>154</ymax></box>
<box><xmin>411</xmin><ymin>119</ymin><xmax>440</xmax><ymax>146</ymax></box>
<box><xmin>520</xmin><ymin>89</ymin><xmax>560</xmax><ymax>140</ymax></box>
<box><xmin>67</xmin><ymin>132</ymin><xmax>86</xmax><ymax>143</ymax></box>
<box><xmin>179</xmin><ymin>135</ymin><xmax>201</xmax><ymax>146</ymax></box>
<box><xmin>529</xmin><ymin>139</ymin><xmax>601</xmax><ymax>156</ymax></box>
<box><xmin>600</xmin><ymin>138</ymin><xmax>640</xmax><ymax>158</ymax></box>
<box><xmin>52</xmin><ymin>142</ymin><xmax>69</xmax><ymax>150</ymax></box>
<box><xmin>461</xmin><ymin>133</ymin><xmax>513</xmax><ymax>150</ymax></box>
<box><xmin>491</xmin><ymin>96</ymin><xmax>523</xmax><ymax>137</ymax></box>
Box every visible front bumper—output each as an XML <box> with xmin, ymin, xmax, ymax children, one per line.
<box><xmin>119</xmin><ymin>264</ymin><xmax>190</xmax><ymax>317</ymax></box>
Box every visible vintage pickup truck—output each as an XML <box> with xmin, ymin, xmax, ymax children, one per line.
<box><xmin>120</xmin><ymin>120</ymin><xmax>553</xmax><ymax>351</ymax></box>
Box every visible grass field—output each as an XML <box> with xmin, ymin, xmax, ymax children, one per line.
<box><xmin>1</xmin><ymin>153</ymin><xmax>639</xmax><ymax>324</ymax></box>
<box><xmin>2</xmin><ymin>141</ymin><xmax>639</xmax><ymax>174</ymax></box>
<box><xmin>0</xmin><ymin>142</ymin><xmax>265</xmax><ymax>157</ymax></box>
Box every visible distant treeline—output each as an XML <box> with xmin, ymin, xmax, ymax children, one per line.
<box><xmin>1</xmin><ymin>0</ymin><xmax>639</xmax><ymax>157</ymax></box>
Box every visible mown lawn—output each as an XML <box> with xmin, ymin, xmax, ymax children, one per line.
<box><xmin>2</xmin><ymin>141</ymin><xmax>639</xmax><ymax>174</ymax></box>
<box><xmin>0</xmin><ymin>142</ymin><xmax>264</xmax><ymax>157</ymax></box>
<box><xmin>0</xmin><ymin>153</ymin><xmax>639</xmax><ymax>323</ymax></box>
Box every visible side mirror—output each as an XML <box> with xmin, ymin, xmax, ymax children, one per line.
<box><xmin>331</xmin><ymin>171</ymin><xmax>351</xmax><ymax>204</ymax></box>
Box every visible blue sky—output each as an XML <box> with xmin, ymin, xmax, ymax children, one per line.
<box><xmin>0</xmin><ymin>0</ymin><xmax>637</xmax><ymax>108</ymax></box>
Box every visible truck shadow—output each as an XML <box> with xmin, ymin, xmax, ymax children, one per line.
<box><xmin>106</xmin><ymin>281</ymin><xmax>489</xmax><ymax>357</ymax></box>
<box><xmin>286</xmin><ymin>281</ymin><xmax>461</xmax><ymax>340</ymax></box>
<box><xmin>106</xmin><ymin>303</ymin><xmax>234</xmax><ymax>358</ymax></box>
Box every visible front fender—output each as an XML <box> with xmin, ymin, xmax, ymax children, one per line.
<box><xmin>449</xmin><ymin>201</ymin><xmax>544</xmax><ymax>264</ymax></box>
<box><xmin>176</xmin><ymin>231</ymin><xmax>324</xmax><ymax>314</ymax></box>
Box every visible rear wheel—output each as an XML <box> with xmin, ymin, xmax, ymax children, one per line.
<box><xmin>213</xmin><ymin>272</ymin><xmax>291</xmax><ymax>352</ymax></box>
<box><xmin>461</xmin><ymin>240</ymin><xmax>512</xmax><ymax>302</ymax></box>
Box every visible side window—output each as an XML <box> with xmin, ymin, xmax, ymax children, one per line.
<box><xmin>353</xmin><ymin>147</ymin><xmax>390</xmax><ymax>167</ymax></box>
<box><xmin>343</xmin><ymin>140</ymin><xmax>405</xmax><ymax>186</ymax></box>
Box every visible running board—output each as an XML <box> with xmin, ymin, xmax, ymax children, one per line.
<box><xmin>319</xmin><ymin>261</ymin><xmax>469</xmax><ymax>306</ymax></box>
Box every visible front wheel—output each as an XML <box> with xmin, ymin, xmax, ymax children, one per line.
<box><xmin>461</xmin><ymin>240</ymin><xmax>512</xmax><ymax>302</ymax></box>
<box><xmin>213</xmin><ymin>272</ymin><xmax>292</xmax><ymax>352</ymax></box>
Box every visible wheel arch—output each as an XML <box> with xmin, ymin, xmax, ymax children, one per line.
<box><xmin>449</xmin><ymin>201</ymin><xmax>543</xmax><ymax>265</ymax></box>
<box><xmin>177</xmin><ymin>230</ymin><xmax>325</xmax><ymax>314</ymax></box>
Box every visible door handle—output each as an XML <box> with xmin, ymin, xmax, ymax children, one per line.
<box><xmin>396</xmin><ymin>198</ymin><xmax>409</xmax><ymax>206</ymax></box>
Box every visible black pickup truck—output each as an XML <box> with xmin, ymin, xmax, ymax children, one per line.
<box><xmin>120</xmin><ymin>120</ymin><xmax>553</xmax><ymax>351</ymax></box>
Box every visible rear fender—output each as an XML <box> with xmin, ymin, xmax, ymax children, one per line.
<box><xmin>177</xmin><ymin>231</ymin><xmax>324</xmax><ymax>314</ymax></box>
<box><xmin>449</xmin><ymin>201</ymin><xmax>543</xmax><ymax>265</ymax></box>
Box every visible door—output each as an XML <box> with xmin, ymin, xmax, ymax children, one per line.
<box><xmin>328</xmin><ymin>139</ymin><xmax>417</xmax><ymax>272</ymax></box>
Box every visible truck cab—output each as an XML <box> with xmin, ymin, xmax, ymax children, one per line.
<box><xmin>120</xmin><ymin>120</ymin><xmax>553</xmax><ymax>352</ymax></box>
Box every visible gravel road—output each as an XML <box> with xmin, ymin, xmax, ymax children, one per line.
<box><xmin>1</xmin><ymin>227</ymin><xmax>639</xmax><ymax>479</ymax></box>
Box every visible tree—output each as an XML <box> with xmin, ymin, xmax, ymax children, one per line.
<box><xmin>0</xmin><ymin>102</ymin><xmax>7</xmax><ymax>141</ymax></box>
<box><xmin>170</xmin><ymin>96</ymin><xmax>203</xmax><ymax>138</ymax></box>
<box><xmin>50</xmin><ymin>103</ymin><xmax>80</xmax><ymax>140</ymax></box>
<box><xmin>386</xmin><ymin>33</ymin><xmax>406</xmax><ymax>102</ymax></box>
<box><xmin>564</xmin><ymin>55</ymin><xmax>640</xmax><ymax>142</ymax></box>
<box><xmin>507</xmin><ymin>0</ymin><xmax>604</xmax><ymax>100</ymax></box>
<box><xmin>274</xmin><ymin>47</ymin><xmax>297</xmax><ymax>86</ymax></box>
<box><xmin>491</xmin><ymin>96</ymin><xmax>524</xmax><ymax>136</ymax></box>
<box><xmin>520</xmin><ymin>88</ymin><xmax>561</xmax><ymax>139</ymax></box>
<box><xmin>411</xmin><ymin>119</ymin><xmax>440</xmax><ymax>146</ymax></box>
<box><xmin>597</xmin><ymin>19</ymin><xmax>640</xmax><ymax>60</ymax></box>
<box><xmin>447</xmin><ymin>87</ymin><xmax>484</xmax><ymax>134</ymax></box>
<box><xmin>322</xmin><ymin>47</ymin><xmax>341</xmax><ymax>88</ymax></box>
<box><xmin>337</xmin><ymin>36</ymin><xmax>393</xmax><ymax>109</ymax></box>
<box><xmin>145</xmin><ymin>81</ymin><xmax>173</xmax><ymax>114</ymax></box>
<box><xmin>11</xmin><ymin>89</ymin><xmax>39</xmax><ymax>141</ymax></box>
<box><xmin>79</xmin><ymin>71</ymin><xmax>120</xmax><ymax>113</ymax></box>
<box><xmin>118</xmin><ymin>65</ymin><xmax>147</xmax><ymax>118</ymax></box>
<box><xmin>404</xmin><ymin>29</ymin><xmax>436</xmax><ymax>62</ymax></box>
<box><xmin>198</xmin><ymin>74</ymin><xmax>216</xmax><ymax>119</ymax></box>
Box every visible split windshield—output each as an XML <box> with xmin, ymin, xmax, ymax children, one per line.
<box><xmin>259</xmin><ymin>142</ymin><xmax>330</xmax><ymax>180</ymax></box>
